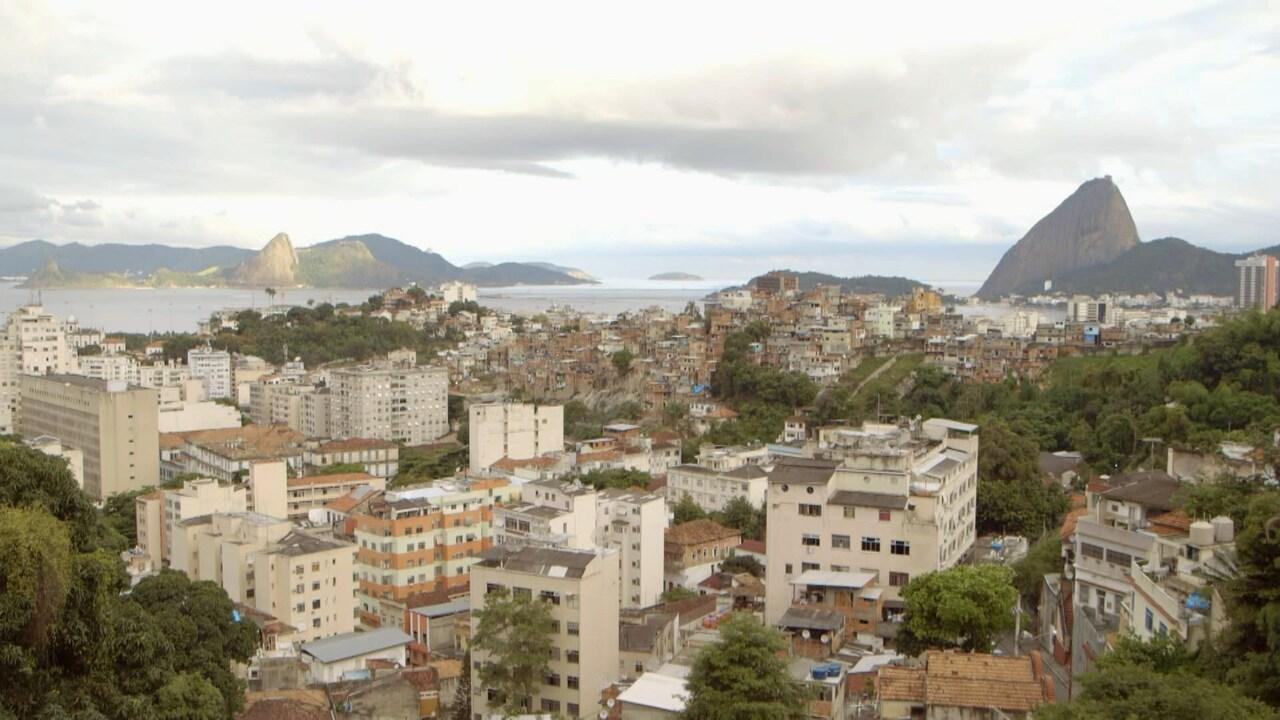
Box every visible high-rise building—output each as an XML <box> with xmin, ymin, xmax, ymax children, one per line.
<box><xmin>187</xmin><ymin>347</ymin><xmax>233</xmax><ymax>399</ymax></box>
<box><xmin>1235</xmin><ymin>254</ymin><xmax>1279</xmax><ymax>309</ymax></box>
<box><xmin>329</xmin><ymin>365</ymin><xmax>448</xmax><ymax>445</ymax></box>
<box><xmin>137</xmin><ymin>476</ymin><xmax>248</xmax><ymax>568</ymax></box>
<box><xmin>18</xmin><ymin>374</ymin><xmax>160</xmax><ymax>500</ymax></box>
<box><xmin>470</xmin><ymin>546</ymin><xmax>620</xmax><ymax>720</ymax></box>
<box><xmin>764</xmin><ymin>419</ymin><xmax>979</xmax><ymax>625</ymax></box>
<box><xmin>469</xmin><ymin>402</ymin><xmax>565</xmax><ymax>471</ymax></box>
<box><xmin>1067</xmin><ymin>295</ymin><xmax>1111</xmax><ymax>325</ymax></box>
<box><xmin>0</xmin><ymin>304</ymin><xmax>80</xmax><ymax>433</ymax></box>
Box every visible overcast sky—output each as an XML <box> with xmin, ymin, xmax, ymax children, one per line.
<box><xmin>1</xmin><ymin>1</ymin><xmax>1277</xmax><ymax>285</ymax></box>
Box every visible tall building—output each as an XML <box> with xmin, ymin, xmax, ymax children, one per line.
<box><xmin>469</xmin><ymin>402</ymin><xmax>565</xmax><ymax>471</ymax></box>
<box><xmin>351</xmin><ymin>477</ymin><xmax>520</xmax><ymax>627</ymax></box>
<box><xmin>764</xmin><ymin>419</ymin><xmax>979</xmax><ymax>625</ymax></box>
<box><xmin>755</xmin><ymin>271</ymin><xmax>800</xmax><ymax>296</ymax></box>
<box><xmin>470</xmin><ymin>546</ymin><xmax>620</xmax><ymax>720</ymax></box>
<box><xmin>330</xmin><ymin>365</ymin><xmax>449</xmax><ymax>445</ymax></box>
<box><xmin>137</xmin><ymin>476</ymin><xmax>248</xmax><ymax>567</ymax></box>
<box><xmin>18</xmin><ymin>375</ymin><xmax>159</xmax><ymax>500</ymax></box>
<box><xmin>0</xmin><ymin>304</ymin><xmax>80</xmax><ymax>433</ymax></box>
<box><xmin>1067</xmin><ymin>295</ymin><xmax>1111</xmax><ymax>325</ymax></box>
<box><xmin>187</xmin><ymin>347</ymin><xmax>233</xmax><ymax>399</ymax></box>
<box><xmin>1235</xmin><ymin>254</ymin><xmax>1279</xmax><ymax>309</ymax></box>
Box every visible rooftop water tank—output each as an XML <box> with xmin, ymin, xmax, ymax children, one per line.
<box><xmin>1211</xmin><ymin>515</ymin><xmax>1235</xmax><ymax>544</ymax></box>
<box><xmin>1190</xmin><ymin>520</ymin><xmax>1215</xmax><ymax>547</ymax></box>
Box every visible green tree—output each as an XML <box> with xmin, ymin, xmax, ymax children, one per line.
<box><xmin>1215</xmin><ymin>491</ymin><xmax>1280</xmax><ymax>704</ymax></box>
<box><xmin>719</xmin><ymin>553</ymin><xmax>764</xmax><ymax>578</ymax></box>
<box><xmin>579</xmin><ymin>468</ymin><xmax>651</xmax><ymax>491</ymax></box>
<box><xmin>264</xmin><ymin>287</ymin><xmax>277</xmax><ymax>305</ymax></box>
<box><xmin>662</xmin><ymin>587</ymin><xmax>699</xmax><ymax>603</ymax></box>
<box><xmin>1012</xmin><ymin>533</ymin><xmax>1063</xmax><ymax>605</ymax></box>
<box><xmin>612</xmin><ymin>348</ymin><xmax>635</xmax><ymax>376</ymax></box>
<box><xmin>471</xmin><ymin>587</ymin><xmax>554</xmax><ymax>717</ymax></box>
<box><xmin>898</xmin><ymin>564</ymin><xmax>1018</xmax><ymax>654</ymax></box>
<box><xmin>448</xmin><ymin>649</ymin><xmax>473</xmax><ymax>720</ymax></box>
<box><xmin>154</xmin><ymin>673</ymin><xmax>226</xmax><ymax>720</ymax></box>
<box><xmin>674</xmin><ymin>494</ymin><xmax>707</xmax><ymax>525</ymax></box>
<box><xmin>714</xmin><ymin>497</ymin><xmax>765</xmax><ymax>541</ymax></box>
<box><xmin>682</xmin><ymin>612</ymin><xmax>809</xmax><ymax>719</ymax></box>
<box><xmin>310</xmin><ymin>462</ymin><xmax>368</xmax><ymax>476</ymax></box>
<box><xmin>976</xmin><ymin>419</ymin><xmax>1069</xmax><ymax>536</ymax></box>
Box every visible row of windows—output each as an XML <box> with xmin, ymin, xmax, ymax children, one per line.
<box><xmin>783</xmin><ymin>562</ymin><xmax>910</xmax><ymax>586</ymax></box>
<box><xmin>799</xmin><ymin>504</ymin><xmax>895</xmax><ymax>522</ymax></box>
<box><xmin>801</xmin><ymin>534</ymin><xmax>909</xmax><ymax>555</ymax></box>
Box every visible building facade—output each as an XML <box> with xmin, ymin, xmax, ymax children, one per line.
<box><xmin>1236</xmin><ymin>254</ymin><xmax>1279</xmax><ymax>309</ymax></box>
<box><xmin>330</xmin><ymin>365</ymin><xmax>449</xmax><ymax>445</ymax></box>
<box><xmin>187</xmin><ymin>347</ymin><xmax>234</xmax><ymax>400</ymax></box>
<box><xmin>469</xmin><ymin>402</ymin><xmax>565</xmax><ymax>471</ymax></box>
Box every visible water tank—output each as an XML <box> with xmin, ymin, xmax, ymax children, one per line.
<box><xmin>1211</xmin><ymin>516</ymin><xmax>1235</xmax><ymax>544</ymax></box>
<box><xmin>1189</xmin><ymin>520</ymin><xmax>1215</xmax><ymax>547</ymax></box>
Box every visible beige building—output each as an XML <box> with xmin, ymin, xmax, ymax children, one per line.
<box><xmin>664</xmin><ymin>519</ymin><xmax>743</xmax><ymax>591</ymax></box>
<box><xmin>24</xmin><ymin>434</ymin><xmax>85</xmax><ymax>488</ymax></box>
<box><xmin>765</xmin><ymin>419</ymin><xmax>979</xmax><ymax>624</ymax></box>
<box><xmin>139</xmin><ymin>476</ymin><xmax>248</xmax><ymax>567</ymax></box>
<box><xmin>172</xmin><ymin>512</ymin><xmax>357</xmax><ymax>642</ymax></box>
<box><xmin>0</xmin><ymin>305</ymin><xmax>80</xmax><ymax>432</ymax></box>
<box><xmin>470</xmin><ymin>546</ymin><xmax>620</xmax><ymax>720</ymax></box>
<box><xmin>329</xmin><ymin>365</ymin><xmax>449</xmax><ymax>446</ymax></box>
<box><xmin>303</xmin><ymin>437</ymin><xmax>400</xmax><ymax>479</ymax></box>
<box><xmin>18</xmin><ymin>374</ymin><xmax>159</xmax><ymax>500</ymax></box>
<box><xmin>469</xmin><ymin>402</ymin><xmax>564</xmax><ymax>471</ymax></box>
<box><xmin>287</xmin><ymin>472</ymin><xmax>387</xmax><ymax>521</ymax></box>
<box><xmin>665</xmin><ymin>463</ymin><xmax>768</xmax><ymax>513</ymax></box>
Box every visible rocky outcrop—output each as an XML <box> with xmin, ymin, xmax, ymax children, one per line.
<box><xmin>229</xmin><ymin>233</ymin><xmax>298</xmax><ymax>287</ymax></box>
<box><xmin>976</xmin><ymin>177</ymin><xmax>1140</xmax><ymax>299</ymax></box>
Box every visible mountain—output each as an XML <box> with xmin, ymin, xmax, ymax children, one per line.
<box><xmin>461</xmin><ymin>262</ymin><xmax>591</xmax><ymax>286</ymax></box>
<box><xmin>0</xmin><ymin>239</ymin><xmax>253</xmax><ymax>276</ymax></box>
<box><xmin>976</xmin><ymin>176</ymin><xmax>1140</xmax><ymax>299</ymax></box>
<box><xmin>746</xmin><ymin>270</ymin><xmax>929</xmax><ymax>296</ymax></box>
<box><xmin>650</xmin><ymin>272</ymin><xmax>703</xmax><ymax>281</ymax></box>
<box><xmin>297</xmin><ymin>238</ymin><xmax>401</xmax><ymax>287</ymax></box>
<box><xmin>461</xmin><ymin>261</ymin><xmax>494</xmax><ymax>269</ymax></box>
<box><xmin>338</xmin><ymin>234</ymin><xmax>459</xmax><ymax>284</ymax></box>
<box><xmin>525</xmin><ymin>262</ymin><xmax>597</xmax><ymax>282</ymax></box>
<box><xmin>1043</xmin><ymin>237</ymin><xmax>1240</xmax><ymax>296</ymax></box>
<box><xmin>229</xmin><ymin>232</ymin><xmax>299</xmax><ymax>287</ymax></box>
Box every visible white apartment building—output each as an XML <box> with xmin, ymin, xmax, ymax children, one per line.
<box><xmin>696</xmin><ymin>444</ymin><xmax>770</xmax><ymax>472</ymax></box>
<box><xmin>0</xmin><ymin>304</ymin><xmax>80</xmax><ymax>433</ymax></box>
<box><xmin>764</xmin><ymin>419</ymin><xmax>979</xmax><ymax>625</ymax></box>
<box><xmin>1067</xmin><ymin>296</ymin><xmax>1112</xmax><ymax>326</ymax></box>
<box><xmin>437</xmin><ymin>281</ymin><xmax>478</xmax><ymax>305</ymax></box>
<box><xmin>1123</xmin><ymin>516</ymin><xmax>1234</xmax><ymax>649</ymax></box>
<box><xmin>471</xmin><ymin>546</ymin><xmax>620</xmax><ymax>720</ymax></box>
<box><xmin>329</xmin><ymin>365</ymin><xmax>448</xmax><ymax>445</ymax></box>
<box><xmin>137</xmin><ymin>476</ymin><xmax>249</xmax><ymax>568</ymax></box>
<box><xmin>187</xmin><ymin>346</ymin><xmax>233</xmax><ymax>400</ymax></box>
<box><xmin>495</xmin><ymin>480</ymin><xmax>599</xmax><ymax>550</ymax></box>
<box><xmin>665</xmin><ymin>464</ymin><xmax>768</xmax><ymax>513</ymax></box>
<box><xmin>469</xmin><ymin>402</ymin><xmax>565</xmax><ymax>471</ymax></box>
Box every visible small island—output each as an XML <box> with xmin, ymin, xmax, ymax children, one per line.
<box><xmin>649</xmin><ymin>272</ymin><xmax>703</xmax><ymax>281</ymax></box>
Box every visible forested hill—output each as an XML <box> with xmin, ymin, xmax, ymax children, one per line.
<box><xmin>741</xmin><ymin>270</ymin><xmax>930</xmax><ymax>295</ymax></box>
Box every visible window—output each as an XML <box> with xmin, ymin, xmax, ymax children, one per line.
<box><xmin>1105</xmin><ymin>549</ymin><xmax>1133</xmax><ymax>568</ymax></box>
<box><xmin>312</xmin><ymin>599</ymin><xmax>321</xmax><ymax>609</ymax></box>
<box><xmin>1158</xmin><ymin>622</ymin><xmax>1168</xmax><ymax>635</ymax></box>
<box><xmin>878</xmin><ymin>509</ymin><xmax>892</xmax><ymax>522</ymax></box>
<box><xmin>548</xmin><ymin>620</ymin><xmax>560</xmax><ymax>633</ymax></box>
<box><xmin>539</xmin><ymin>590</ymin><xmax>560</xmax><ymax>605</ymax></box>
<box><xmin>567</xmin><ymin>650</ymin><xmax>579</xmax><ymax>664</ymax></box>
<box><xmin>861</xmin><ymin>537</ymin><xmax>881</xmax><ymax>552</ymax></box>
<box><xmin>544</xmin><ymin>672</ymin><xmax>560</xmax><ymax>686</ymax></box>
<box><xmin>890</xmin><ymin>540</ymin><xmax>911</xmax><ymax>556</ymax></box>
<box><xmin>635</xmin><ymin>662</ymin><xmax>645</xmax><ymax>673</ymax></box>
<box><xmin>540</xmin><ymin>700</ymin><xmax>560</xmax><ymax>713</ymax></box>
<box><xmin>486</xmin><ymin>583</ymin><xmax>505</xmax><ymax>595</ymax></box>
<box><xmin>311</xmin><ymin>580</ymin><xmax>321</xmax><ymax>591</ymax></box>
<box><xmin>294</xmin><ymin>583</ymin><xmax>304</xmax><ymax>594</ymax></box>
<box><xmin>831</xmin><ymin>565</ymin><xmax>850</xmax><ymax>572</ymax></box>
<box><xmin>832</xmin><ymin>534</ymin><xmax>851</xmax><ymax>550</ymax></box>
<box><xmin>312</xmin><ymin>618</ymin><xmax>321</xmax><ymax>628</ymax></box>
<box><xmin>784</xmin><ymin>563</ymin><xmax>793</xmax><ymax>575</ymax></box>
<box><xmin>567</xmin><ymin>622</ymin><xmax>580</xmax><ymax>636</ymax></box>
<box><xmin>1080</xmin><ymin>543</ymin><xmax>1104</xmax><ymax>560</ymax></box>
<box><xmin>801</xmin><ymin>534</ymin><xmax>821</xmax><ymax>547</ymax></box>
<box><xmin>799</xmin><ymin>503</ymin><xmax>822</xmax><ymax>517</ymax></box>
<box><xmin>889</xmin><ymin>572</ymin><xmax>909</xmax><ymax>587</ymax></box>
<box><xmin>802</xmin><ymin>562</ymin><xmax>820</xmax><ymax>572</ymax></box>
<box><xmin>567</xmin><ymin>676</ymin><xmax>580</xmax><ymax>690</ymax></box>
<box><xmin>295</xmin><ymin>603</ymin><xmax>305</xmax><ymax>613</ymax></box>
<box><xmin>548</xmin><ymin>647</ymin><xmax>560</xmax><ymax>661</ymax></box>
<box><xmin>568</xmin><ymin>704</ymin><xmax>579</xmax><ymax>716</ymax></box>
<box><xmin>1145</xmin><ymin>608</ymin><xmax>1154</xmax><ymax>631</ymax></box>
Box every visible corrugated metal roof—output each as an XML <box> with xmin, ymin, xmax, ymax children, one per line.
<box><xmin>300</xmin><ymin>628</ymin><xmax>411</xmax><ymax>663</ymax></box>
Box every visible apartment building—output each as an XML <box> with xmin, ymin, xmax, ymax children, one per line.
<box><xmin>596</xmin><ymin>488</ymin><xmax>666</xmax><ymax>609</ymax></box>
<box><xmin>494</xmin><ymin>480</ymin><xmax>598</xmax><ymax>550</ymax></box>
<box><xmin>664</xmin><ymin>519</ymin><xmax>742</xmax><ymax>591</ymax></box>
<box><xmin>764</xmin><ymin>419</ymin><xmax>979</xmax><ymax>624</ymax></box>
<box><xmin>287</xmin><ymin>472</ymin><xmax>387</xmax><ymax>521</ymax></box>
<box><xmin>330</xmin><ymin>365</ymin><xmax>449</xmax><ymax>445</ymax></box>
<box><xmin>18</xmin><ymin>374</ymin><xmax>160</xmax><ymax>500</ymax></box>
<box><xmin>469</xmin><ymin>402</ymin><xmax>565</xmax><ymax>471</ymax></box>
<box><xmin>171</xmin><ymin>512</ymin><xmax>357</xmax><ymax>642</ymax></box>
<box><xmin>137</xmin><ymin>476</ymin><xmax>248</xmax><ymax>568</ymax></box>
<box><xmin>303</xmin><ymin>437</ymin><xmax>400</xmax><ymax>479</ymax></box>
<box><xmin>166</xmin><ymin>425</ymin><xmax>305</xmax><ymax>482</ymax></box>
<box><xmin>1235</xmin><ymin>254</ymin><xmax>1279</xmax><ymax>309</ymax></box>
<box><xmin>470</xmin><ymin>546</ymin><xmax>620</xmax><ymax>720</ymax></box>
<box><xmin>188</xmin><ymin>346</ymin><xmax>233</xmax><ymax>399</ymax></box>
<box><xmin>352</xmin><ymin>477</ymin><xmax>519</xmax><ymax>627</ymax></box>
<box><xmin>0</xmin><ymin>304</ymin><xmax>80</xmax><ymax>433</ymax></box>
<box><xmin>249</xmin><ymin>378</ymin><xmax>315</xmax><ymax>428</ymax></box>
<box><xmin>1122</xmin><ymin>516</ymin><xmax>1234</xmax><ymax>648</ymax></box>
<box><xmin>665</xmin><ymin>463</ymin><xmax>768</xmax><ymax>512</ymax></box>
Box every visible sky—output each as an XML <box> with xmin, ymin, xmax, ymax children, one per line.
<box><xmin>1</xmin><ymin>0</ymin><xmax>1277</xmax><ymax>285</ymax></box>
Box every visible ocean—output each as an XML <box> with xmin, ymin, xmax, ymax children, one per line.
<box><xmin>0</xmin><ymin>278</ymin><xmax>1030</xmax><ymax>334</ymax></box>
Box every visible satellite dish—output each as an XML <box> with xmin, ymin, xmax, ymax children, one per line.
<box><xmin>599</xmin><ymin>712</ymin><xmax>609</xmax><ymax>719</ymax></box>
<box><xmin>606</xmin><ymin>699</ymin><xmax>616</xmax><ymax>708</ymax></box>
<box><xmin>801</xmin><ymin>629</ymin><xmax>811</xmax><ymax>639</ymax></box>
<box><xmin>820</xmin><ymin>634</ymin><xmax>830</xmax><ymax>644</ymax></box>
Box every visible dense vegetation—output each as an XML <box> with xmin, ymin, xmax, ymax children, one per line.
<box><xmin>682</xmin><ymin>612</ymin><xmax>810</xmax><ymax>719</ymax></box>
<box><xmin>707</xmin><ymin>326</ymin><xmax>818</xmax><ymax>445</ymax></box>
<box><xmin>0</xmin><ymin>441</ymin><xmax>258</xmax><ymax>719</ymax></box>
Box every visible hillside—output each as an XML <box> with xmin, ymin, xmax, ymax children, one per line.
<box><xmin>0</xmin><ymin>239</ymin><xmax>252</xmax><ymax>276</ymax></box>
<box><xmin>977</xmin><ymin>176</ymin><xmax>1140</xmax><ymax>299</ymax></box>
<box><xmin>747</xmin><ymin>270</ymin><xmax>929</xmax><ymax>296</ymax></box>
<box><xmin>650</xmin><ymin>272</ymin><xmax>703</xmax><ymax>281</ymax></box>
<box><xmin>1044</xmin><ymin>237</ymin><xmax>1240</xmax><ymax>296</ymax></box>
<box><xmin>228</xmin><ymin>232</ymin><xmax>298</xmax><ymax>287</ymax></box>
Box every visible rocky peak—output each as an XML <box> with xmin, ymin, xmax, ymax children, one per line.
<box><xmin>229</xmin><ymin>232</ymin><xmax>299</xmax><ymax>287</ymax></box>
<box><xmin>976</xmin><ymin>176</ymin><xmax>1140</xmax><ymax>299</ymax></box>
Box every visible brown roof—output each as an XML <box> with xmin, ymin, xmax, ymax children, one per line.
<box><xmin>924</xmin><ymin>651</ymin><xmax>1045</xmax><ymax>712</ymax></box>
<box><xmin>665</xmin><ymin>519</ymin><xmax>741</xmax><ymax>546</ymax></box>
<box><xmin>288</xmin><ymin>472</ymin><xmax>375</xmax><ymax>487</ymax></box>
<box><xmin>1148</xmin><ymin>509</ymin><xmax>1193</xmax><ymax>536</ymax></box>
<box><xmin>175</xmin><ymin>424</ymin><xmax>304</xmax><ymax>460</ymax></box>
<box><xmin>237</xmin><ymin>690</ymin><xmax>329</xmax><ymax>720</ymax></box>
<box><xmin>578</xmin><ymin>450</ymin><xmax>623</xmax><ymax>463</ymax></box>
<box><xmin>1102</xmin><ymin>471</ymin><xmax>1181</xmax><ymax>512</ymax></box>
<box><xmin>313</xmin><ymin>437</ymin><xmax>397</xmax><ymax>452</ymax></box>
<box><xmin>491</xmin><ymin>455</ymin><xmax>559</xmax><ymax>471</ymax></box>
<box><xmin>769</xmin><ymin>456</ymin><xmax>839</xmax><ymax>486</ymax></box>
<box><xmin>736</xmin><ymin>539</ymin><xmax>766</xmax><ymax>554</ymax></box>
<box><xmin>878</xmin><ymin>666</ymin><xmax>926</xmax><ymax>702</ymax></box>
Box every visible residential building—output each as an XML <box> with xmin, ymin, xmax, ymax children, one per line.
<box><xmin>765</xmin><ymin>419</ymin><xmax>979</xmax><ymax>624</ymax></box>
<box><xmin>17</xmin><ymin>374</ymin><xmax>159</xmax><ymax>500</ymax></box>
<box><xmin>286</xmin><ymin>472</ymin><xmax>387</xmax><ymax>521</ymax></box>
<box><xmin>1122</xmin><ymin>516</ymin><xmax>1235</xmax><ymax>648</ymax></box>
<box><xmin>876</xmin><ymin>651</ymin><xmax>1050</xmax><ymax>719</ymax></box>
<box><xmin>494</xmin><ymin>479</ymin><xmax>598</xmax><ymax>550</ymax></box>
<box><xmin>755</xmin><ymin>271</ymin><xmax>800</xmax><ymax>296</ymax></box>
<box><xmin>166</xmin><ymin>425</ymin><xmax>305</xmax><ymax>482</ymax></box>
<box><xmin>24</xmin><ymin>434</ymin><xmax>84</xmax><ymax>488</ymax></box>
<box><xmin>302</xmin><ymin>437</ymin><xmax>400</xmax><ymax>479</ymax></box>
<box><xmin>141</xmin><ymin>475</ymin><xmax>248</xmax><ymax>567</ymax></box>
<box><xmin>597</xmin><ymin>488</ymin><xmax>667</xmax><ymax>609</ymax></box>
<box><xmin>437</xmin><ymin>281</ymin><xmax>478</xmax><ymax>305</ymax></box>
<box><xmin>352</xmin><ymin>477</ymin><xmax>519</xmax><ymax>627</ymax></box>
<box><xmin>469</xmin><ymin>402</ymin><xmax>565</xmax><ymax>471</ymax></box>
<box><xmin>299</xmin><ymin>628</ymin><xmax>412</xmax><ymax>684</ymax></box>
<box><xmin>665</xmin><ymin>463</ymin><xmax>768</xmax><ymax>513</ymax></box>
<box><xmin>1067</xmin><ymin>295</ymin><xmax>1111</xmax><ymax>326</ymax></box>
<box><xmin>664</xmin><ymin>519</ymin><xmax>742</xmax><ymax>591</ymax></box>
<box><xmin>1235</xmin><ymin>254</ymin><xmax>1279</xmax><ymax>309</ymax></box>
<box><xmin>0</xmin><ymin>304</ymin><xmax>80</xmax><ymax>433</ymax></box>
<box><xmin>187</xmin><ymin>346</ymin><xmax>233</xmax><ymax>399</ymax></box>
<box><xmin>329</xmin><ymin>365</ymin><xmax>449</xmax><ymax>445</ymax></box>
<box><xmin>470</xmin><ymin>546</ymin><xmax>620</xmax><ymax>720</ymax></box>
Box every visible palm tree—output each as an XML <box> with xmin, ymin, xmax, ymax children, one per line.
<box><xmin>265</xmin><ymin>287</ymin><xmax>277</xmax><ymax>306</ymax></box>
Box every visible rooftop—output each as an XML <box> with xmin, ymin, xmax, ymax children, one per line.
<box><xmin>790</xmin><ymin>569</ymin><xmax>877</xmax><ymax>590</ymax></box>
<box><xmin>310</xmin><ymin>437</ymin><xmax>397</xmax><ymax>452</ymax></box>
<box><xmin>267</xmin><ymin>531</ymin><xmax>350</xmax><ymax>557</ymax></box>
<box><xmin>1101</xmin><ymin>471</ymin><xmax>1182</xmax><ymax>512</ymax></box>
<box><xmin>288</xmin><ymin>472</ymin><xmax>375</xmax><ymax>488</ymax></box>
<box><xmin>769</xmin><ymin>457</ymin><xmax>840</xmax><ymax>486</ymax></box>
<box><xmin>777</xmin><ymin>606</ymin><xmax>845</xmax><ymax>632</ymax></box>
<box><xmin>828</xmin><ymin>490</ymin><xmax>907</xmax><ymax>510</ymax></box>
<box><xmin>617</xmin><ymin>672</ymin><xmax>688</xmax><ymax>713</ymax></box>
<box><xmin>476</xmin><ymin>545</ymin><xmax>599</xmax><ymax>578</ymax></box>
<box><xmin>665</xmin><ymin>519</ymin><xmax>741</xmax><ymax>546</ymax></box>
<box><xmin>299</xmin><ymin>627</ymin><xmax>411</xmax><ymax>663</ymax></box>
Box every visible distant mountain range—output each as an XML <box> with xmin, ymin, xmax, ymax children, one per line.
<box><xmin>976</xmin><ymin>176</ymin><xmax>1272</xmax><ymax>299</ymax></box>
<box><xmin>743</xmin><ymin>270</ymin><xmax>930</xmax><ymax>296</ymax></box>
<box><xmin>3</xmin><ymin>233</ymin><xmax>598</xmax><ymax>289</ymax></box>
